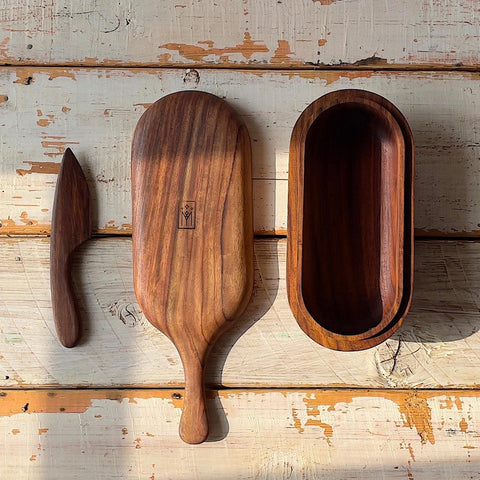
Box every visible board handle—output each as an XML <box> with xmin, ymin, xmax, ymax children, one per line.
<box><xmin>179</xmin><ymin>356</ymin><xmax>209</xmax><ymax>444</ymax></box>
<box><xmin>50</xmin><ymin>252</ymin><xmax>80</xmax><ymax>348</ymax></box>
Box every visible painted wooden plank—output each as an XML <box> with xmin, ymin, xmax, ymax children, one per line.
<box><xmin>2</xmin><ymin>237</ymin><xmax>480</xmax><ymax>389</ymax></box>
<box><xmin>1</xmin><ymin>388</ymin><xmax>479</xmax><ymax>479</ymax></box>
<box><xmin>0</xmin><ymin>0</ymin><xmax>479</xmax><ymax>68</ymax></box>
<box><xmin>0</xmin><ymin>67</ymin><xmax>480</xmax><ymax>236</ymax></box>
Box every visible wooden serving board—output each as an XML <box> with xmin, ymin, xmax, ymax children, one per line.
<box><xmin>287</xmin><ymin>89</ymin><xmax>414</xmax><ymax>351</ymax></box>
<box><xmin>131</xmin><ymin>91</ymin><xmax>254</xmax><ymax>443</ymax></box>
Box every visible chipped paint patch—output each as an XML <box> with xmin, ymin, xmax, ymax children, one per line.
<box><xmin>303</xmin><ymin>391</ymin><xmax>355</xmax><ymax>413</ymax></box>
<box><xmin>0</xmin><ymin>390</ymin><xmax>182</xmax><ymax>417</ymax></box>
<box><xmin>398</xmin><ymin>392</ymin><xmax>435</xmax><ymax>445</ymax></box>
<box><xmin>312</xmin><ymin>0</ymin><xmax>336</xmax><ymax>4</ymax></box>
<box><xmin>48</xmin><ymin>69</ymin><xmax>76</xmax><ymax>81</ymax></box>
<box><xmin>19</xmin><ymin>211</ymin><xmax>38</xmax><ymax>227</ymax></box>
<box><xmin>408</xmin><ymin>443</ymin><xmax>415</xmax><ymax>461</ymax></box>
<box><xmin>98</xmin><ymin>223</ymin><xmax>133</xmax><ymax>234</ymax></box>
<box><xmin>12</xmin><ymin>428</ymin><xmax>20</xmax><ymax>434</ymax></box>
<box><xmin>440</xmin><ymin>396</ymin><xmax>463</xmax><ymax>411</ymax></box>
<box><xmin>41</xmin><ymin>138</ymin><xmax>79</xmax><ymax>157</ymax></box>
<box><xmin>0</xmin><ymin>37</ymin><xmax>10</xmax><ymax>58</ymax></box>
<box><xmin>255</xmin><ymin>229</ymin><xmax>287</xmax><ymax>236</ymax></box>
<box><xmin>246</xmin><ymin>69</ymin><xmax>375</xmax><ymax>85</ymax></box>
<box><xmin>168</xmin><ymin>394</ymin><xmax>183</xmax><ymax>409</ymax></box>
<box><xmin>297</xmin><ymin>392</ymin><xmax>352</xmax><ymax>444</ymax></box>
<box><xmin>304</xmin><ymin>418</ymin><xmax>333</xmax><ymax>444</ymax></box>
<box><xmin>286</xmin><ymin>389</ymin><xmax>471</xmax><ymax>446</ymax></box>
<box><xmin>291</xmin><ymin>394</ymin><xmax>342</xmax><ymax>440</ymax></box>
<box><xmin>460</xmin><ymin>418</ymin><xmax>468</xmax><ymax>433</ymax></box>
<box><xmin>401</xmin><ymin>442</ymin><xmax>416</xmax><ymax>462</ymax></box>
<box><xmin>271</xmin><ymin>40</ymin><xmax>296</xmax><ymax>65</ymax></box>
<box><xmin>323</xmin><ymin>70</ymin><xmax>374</xmax><ymax>85</ymax></box>
<box><xmin>36</xmin><ymin>109</ymin><xmax>55</xmax><ymax>126</ymax></box>
<box><xmin>0</xmin><ymin>218</ymin><xmax>50</xmax><ymax>235</ymax></box>
<box><xmin>291</xmin><ymin>408</ymin><xmax>304</xmax><ymax>434</ymax></box>
<box><xmin>157</xmin><ymin>53</ymin><xmax>172</xmax><ymax>63</ymax></box>
<box><xmin>133</xmin><ymin>102</ymin><xmax>153</xmax><ymax>109</ymax></box>
<box><xmin>16</xmin><ymin>161</ymin><xmax>61</xmax><ymax>176</ymax></box>
<box><xmin>37</xmin><ymin>113</ymin><xmax>55</xmax><ymax>127</ymax></box>
<box><xmin>14</xmin><ymin>69</ymin><xmax>35</xmax><ymax>85</ymax></box>
<box><xmin>38</xmin><ymin>428</ymin><xmax>48</xmax><ymax>435</ymax></box>
<box><xmin>159</xmin><ymin>31</ymin><xmax>269</xmax><ymax>63</ymax></box>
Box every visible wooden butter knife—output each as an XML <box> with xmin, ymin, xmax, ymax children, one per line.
<box><xmin>50</xmin><ymin>148</ymin><xmax>91</xmax><ymax>347</ymax></box>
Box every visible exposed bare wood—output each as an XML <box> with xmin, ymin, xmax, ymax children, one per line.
<box><xmin>1</xmin><ymin>237</ymin><xmax>480</xmax><ymax>389</ymax></box>
<box><xmin>1</xmin><ymin>388</ymin><xmax>480</xmax><ymax>479</ymax></box>
<box><xmin>0</xmin><ymin>1</ymin><xmax>478</xmax><ymax>69</ymax></box>
<box><xmin>1</xmin><ymin>0</ymin><xmax>477</xmax><ymax>474</ymax></box>
<box><xmin>0</xmin><ymin>68</ymin><xmax>479</xmax><ymax>236</ymax></box>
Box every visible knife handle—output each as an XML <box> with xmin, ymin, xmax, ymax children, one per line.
<box><xmin>50</xmin><ymin>248</ymin><xmax>81</xmax><ymax>348</ymax></box>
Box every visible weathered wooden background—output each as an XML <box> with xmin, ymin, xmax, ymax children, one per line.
<box><xmin>1</xmin><ymin>1</ymin><xmax>480</xmax><ymax>478</ymax></box>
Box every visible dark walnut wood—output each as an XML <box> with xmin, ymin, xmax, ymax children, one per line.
<box><xmin>287</xmin><ymin>89</ymin><xmax>414</xmax><ymax>351</ymax></box>
<box><xmin>132</xmin><ymin>91</ymin><xmax>254</xmax><ymax>444</ymax></box>
<box><xmin>50</xmin><ymin>148</ymin><xmax>91</xmax><ymax>348</ymax></box>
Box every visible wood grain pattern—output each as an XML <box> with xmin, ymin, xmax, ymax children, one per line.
<box><xmin>0</xmin><ymin>0</ymin><xmax>477</xmax><ymax>474</ymax></box>
<box><xmin>131</xmin><ymin>91</ymin><xmax>253</xmax><ymax>443</ymax></box>
<box><xmin>1</xmin><ymin>387</ymin><xmax>480</xmax><ymax>479</ymax></box>
<box><xmin>49</xmin><ymin>148</ymin><xmax>90</xmax><ymax>348</ymax></box>
<box><xmin>0</xmin><ymin>68</ymin><xmax>478</xmax><ymax>237</ymax></box>
<box><xmin>0</xmin><ymin>0</ymin><xmax>478</xmax><ymax>69</ymax></box>
<box><xmin>288</xmin><ymin>90</ymin><xmax>414</xmax><ymax>351</ymax></box>
<box><xmin>1</xmin><ymin>237</ymin><xmax>480</xmax><ymax>389</ymax></box>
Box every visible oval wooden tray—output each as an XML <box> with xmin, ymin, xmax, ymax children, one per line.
<box><xmin>132</xmin><ymin>91</ymin><xmax>253</xmax><ymax>443</ymax></box>
<box><xmin>287</xmin><ymin>90</ymin><xmax>414</xmax><ymax>351</ymax></box>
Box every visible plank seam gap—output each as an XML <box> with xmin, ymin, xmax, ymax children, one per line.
<box><xmin>0</xmin><ymin>64</ymin><xmax>479</xmax><ymax>74</ymax></box>
<box><xmin>2</xmin><ymin>386</ymin><xmax>480</xmax><ymax>392</ymax></box>
<box><xmin>3</xmin><ymin>234</ymin><xmax>480</xmax><ymax>242</ymax></box>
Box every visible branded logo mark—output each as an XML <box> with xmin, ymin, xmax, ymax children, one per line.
<box><xmin>178</xmin><ymin>201</ymin><xmax>196</xmax><ymax>229</ymax></box>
